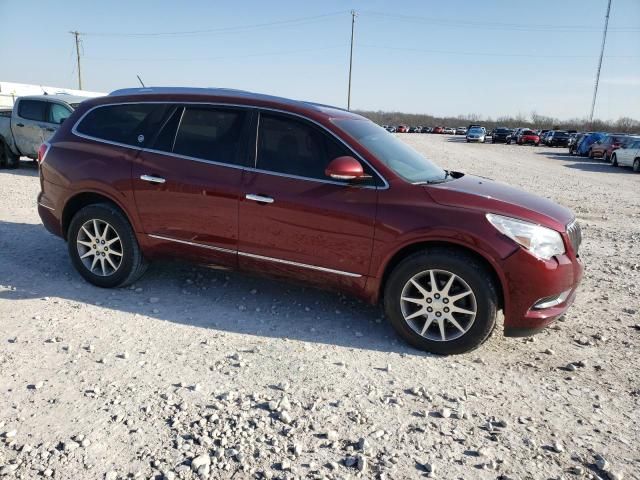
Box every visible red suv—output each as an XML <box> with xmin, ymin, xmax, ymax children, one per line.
<box><xmin>37</xmin><ymin>88</ymin><xmax>583</xmax><ymax>354</ymax></box>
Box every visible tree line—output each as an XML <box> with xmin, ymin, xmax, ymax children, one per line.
<box><xmin>354</xmin><ymin>110</ymin><xmax>640</xmax><ymax>134</ymax></box>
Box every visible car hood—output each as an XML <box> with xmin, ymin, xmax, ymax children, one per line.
<box><xmin>425</xmin><ymin>174</ymin><xmax>574</xmax><ymax>231</ymax></box>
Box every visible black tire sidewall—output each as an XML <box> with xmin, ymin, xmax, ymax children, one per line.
<box><xmin>67</xmin><ymin>204</ymin><xmax>140</xmax><ymax>288</ymax></box>
<box><xmin>384</xmin><ymin>250</ymin><xmax>498</xmax><ymax>355</ymax></box>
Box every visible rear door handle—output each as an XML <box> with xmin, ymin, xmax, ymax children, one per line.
<box><xmin>245</xmin><ymin>193</ymin><xmax>274</xmax><ymax>204</ymax></box>
<box><xmin>140</xmin><ymin>174</ymin><xmax>166</xmax><ymax>184</ymax></box>
<box><xmin>45</xmin><ymin>127</ymin><xmax>55</xmax><ymax>132</ymax></box>
<box><xmin>16</xmin><ymin>123</ymin><xmax>24</xmax><ymax>127</ymax></box>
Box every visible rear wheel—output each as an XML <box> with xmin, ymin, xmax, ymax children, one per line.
<box><xmin>0</xmin><ymin>140</ymin><xmax>20</xmax><ymax>169</ymax></box>
<box><xmin>634</xmin><ymin>159</ymin><xmax>640</xmax><ymax>173</ymax></box>
<box><xmin>611</xmin><ymin>154</ymin><xmax>618</xmax><ymax>167</ymax></box>
<box><xmin>67</xmin><ymin>203</ymin><xmax>147</xmax><ymax>288</ymax></box>
<box><xmin>384</xmin><ymin>249</ymin><xmax>498</xmax><ymax>355</ymax></box>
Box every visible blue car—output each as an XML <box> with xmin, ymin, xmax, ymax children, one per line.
<box><xmin>577</xmin><ymin>132</ymin><xmax>606</xmax><ymax>157</ymax></box>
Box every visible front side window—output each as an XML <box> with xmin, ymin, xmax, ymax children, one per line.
<box><xmin>76</xmin><ymin>103</ymin><xmax>167</xmax><ymax>146</ymax></box>
<box><xmin>18</xmin><ymin>100</ymin><xmax>47</xmax><ymax>121</ymax></box>
<box><xmin>48</xmin><ymin>103</ymin><xmax>72</xmax><ymax>124</ymax></box>
<box><xmin>257</xmin><ymin>113</ymin><xmax>362</xmax><ymax>181</ymax></box>
<box><xmin>333</xmin><ymin>118</ymin><xmax>447</xmax><ymax>184</ymax></box>
<box><xmin>171</xmin><ymin>107</ymin><xmax>247</xmax><ymax>164</ymax></box>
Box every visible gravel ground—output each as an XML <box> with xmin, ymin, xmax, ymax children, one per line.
<box><xmin>0</xmin><ymin>134</ymin><xmax>638</xmax><ymax>480</ymax></box>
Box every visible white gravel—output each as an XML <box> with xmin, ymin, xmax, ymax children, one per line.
<box><xmin>0</xmin><ymin>134</ymin><xmax>638</xmax><ymax>479</ymax></box>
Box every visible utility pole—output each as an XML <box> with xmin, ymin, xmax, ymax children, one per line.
<box><xmin>347</xmin><ymin>10</ymin><xmax>357</xmax><ymax>111</ymax></box>
<box><xmin>589</xmin><ymin>0</ymin><xmax>612</xmax><ymax>125</ymax></box>
<box><xmin>70</xmin><ymin>30</ymin><xmax>83</xmax><ymax>90</ymax></box>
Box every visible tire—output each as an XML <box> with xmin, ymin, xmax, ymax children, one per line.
<box><xmin>383</xmin><ymin>248</ymin><xmax>498</xmax><ymax>355</ymax></box>
<box><xmin>604</xmin><ymin>152</ymin><xmax>610</xmax><ymax>163</ymax></box>
<box><xmin>611</xmin><ymin>154</ymin><xmax>618</xmax><ymax>166</ymax></box>
<box><xmin>588</xmin><ymin>149</ymin><xmax>594</xmax><ymax>159</ymax></box>
<box><xmin>634</xmin><ymin>159</ymin><xmax>640</xmax><ymax>173</ymax></box>
<box><xmin>67</xmin><ymin>203</ymin><xmax>148</xmax><ymax>288</ymax></box>
<box><xmin>0</xmin><ymin>139</ymin><xmax>20</xmax><ymax>169</ymax></box>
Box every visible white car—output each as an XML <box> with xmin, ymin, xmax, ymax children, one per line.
<box><xmin>611</xmin><ymin>138</ymin><xmax>640</xmax><ymax>172</ymax></box>
<box><xmin>466</xmin><ymin>127</ymin><xmax>486</xmax><ymax>143</ymax></box>
<box><xmin>443</xmin><ymin>127</ymin><xmax>455</xmax><ymax>134</ymax></box>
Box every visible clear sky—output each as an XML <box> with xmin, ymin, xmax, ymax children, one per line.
<box><xmin>1</xmin><ymin>0</ymin><xmax>638</xmax><ymax>121</ymax></box>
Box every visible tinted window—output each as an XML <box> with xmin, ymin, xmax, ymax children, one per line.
<box><xmin>172</xmin><ymin>107</ymin><xmax>247</xmax><ymax>164</ymax></box>
<box><xmin>48</xmin><ymin>103</ymin><xmax>72</xmax><ymax>124</ymax></box>
<box><xmin>150</xmin><ymin>107</ymin><xmax>183</xmax><ymax>153</ymax></box>
<box><xmin>257</xmin><ymin>113</ymin><xmax>354</xmax><ymax>181</ymax></box>
<box><xmin>18</xmin><ymin>100</ymin><xmax>47</xmax><ymax>121</ymax></box>
<box><xmin>76</xmin><ymin>104</ymin><xmax>165</xmax><ymax>146</ymax></box>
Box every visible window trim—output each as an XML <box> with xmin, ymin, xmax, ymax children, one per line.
<box><xmin>71</xmin><ymin>101</ymin><xmax>389</xmax><ymax>189</ymax></box>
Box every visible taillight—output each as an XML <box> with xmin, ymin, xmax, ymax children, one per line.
<box><xmin>38</xmin><ymin>143</ymin><xmax>50</xmax><ymax>164</ymax></box>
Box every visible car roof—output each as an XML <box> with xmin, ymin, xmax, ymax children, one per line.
<box><xmin>105</xmin><ymin>86</ymin><xmax>360</xmax><ymax>120</ymax></box>
<box><xmin>17</xmin><ymin>94</ymin><xmax>91</xmax><ymax>105</ymax></box>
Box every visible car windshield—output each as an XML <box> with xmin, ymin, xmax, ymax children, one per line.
<box><xmin>333</xmin><ymin>119</ymin><xmax>448</xmax><ymax>184</ymax></box>
<box><xmin>469</xmin><ymin>128</ymin><xmax>483</xmax><ymax>134</ymax></box>
<box><xmin>555</xmin><ymin>131</ymin><xmax>569</xmax><ymax>137</ymax></box>
<box><xmin>496</xmin><ymin>128</ymin><xmax>509</xmax><ymax>133</ymax></box>
<box><xmin>522</xmin><ymin>130</ymin><xmax>535</xmax><ymax>135</ymax></box>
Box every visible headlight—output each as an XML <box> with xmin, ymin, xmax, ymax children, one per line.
<box><xmin>486</xmin><ymin>213</ymin><xmax>565</xmax><ymax>260</ymax></box>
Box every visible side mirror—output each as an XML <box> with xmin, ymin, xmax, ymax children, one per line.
<box><xmin>325</xmin><ymin>156</ymin><xmax>369</xmax><ymax>181</ymax></box>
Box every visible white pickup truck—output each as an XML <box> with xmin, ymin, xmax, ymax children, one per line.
<box><xmin>0</xmin><ymin>94</ymin><xmax>88</xmax><ymax>168</ymax></box>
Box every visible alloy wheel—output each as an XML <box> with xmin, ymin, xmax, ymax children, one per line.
<box><xmin>400</xmin><ymin>269</ymin><xmax>477</xmax><ymax>342</ymax></box>
<box><xmin>76</xmin><ymin>219</ymin><xmax>123</xmax><ymax>276</ymax></box>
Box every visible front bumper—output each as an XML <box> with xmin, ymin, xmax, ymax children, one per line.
<box><xmin>502</xmin><ymin>248</ymin><xmax>583</xmax><ymax>336</ymax></box>
<box><xmin>466</xmin><ymin>137</ymin><xmax>484</xmax><ymax>142</ymax></box>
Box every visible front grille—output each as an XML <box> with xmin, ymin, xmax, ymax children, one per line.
<box><xmin>566</xmin><ymin>220</ymin><xmax>582</xmax><ymax>254</ymax></box>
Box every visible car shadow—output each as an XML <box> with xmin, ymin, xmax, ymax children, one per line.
<box><xmin>533</xmin><ymin>151</ymin><xmax>636</xmax><ymax>174</ymax></box>
<box><xmin>0</xmin><ymin>159</ymin><xmax>39</xmax><ymax>177</ymax></box>
<box><xmin>0</xmin><ymin>220</ymin><xmax>440</xmax><ymax>357</ymax></box>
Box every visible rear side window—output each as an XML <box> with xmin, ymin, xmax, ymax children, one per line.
<box><xmin>75</xmin><ymin>103</ymin><xmax>167</xmax><ymax>147</ymax></box>
<box><xmin>18</xmin><ymin>100</ymin><xmax>47</xmax><ymax>121</ymax></box>
<box><xmin>256</xmin><ymin>113</ymin><xmax>353</xmax><ymax>181</ymax></box>
<box><xmin>171</xmin><ymin>106</ymin><xmax>247</xmax><ymax>164</ymax></box>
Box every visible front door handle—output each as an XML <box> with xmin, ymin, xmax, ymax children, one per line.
<box><xmin>16</xmin><ymin>123</ymin><xmax>24</xmax><ymax>127</ymax></box>
<box><xmin>245</xmin><ymin>193</ymin><xmax>274</xmax><ymax>204</ymax></box>
<box><xmin>45</xmin><ymin>127</ymin><xmax>55</xmax><ymax>132</ymax></box>
<box><xmin>140</xmin><ymin>174</ymin><xmax>166</xmax><ymax>184</ymax></box>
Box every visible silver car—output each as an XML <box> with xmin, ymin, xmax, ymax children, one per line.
<box><xmin>466</xmin><ymin>127</ymin><xmax>486</xmax><ymax>143</ymax></box>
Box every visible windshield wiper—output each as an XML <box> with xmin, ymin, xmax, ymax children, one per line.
<box><xmin>413</xmin><ymin>170</ymin><xmax>456</xmax><ymax>185</ymax></box>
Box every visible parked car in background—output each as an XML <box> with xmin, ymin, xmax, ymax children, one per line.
<box><xmin>443</xmin><ymin>127</ymin><xmax>455</xmax><ymax>134</ymax></box>
<box><xmin>576</xmin><ymin>132</ymin><xmax>606</xmax><ymax>157</ymax></box>
<box><xmin>538</xmin><ymin>129</ymin><xmax>550</xmax><ymax>139</ymax></box>
<box><xmin>588</xmin><ymin>134</ymin><xmax>633</xmax><ymax>162</ymax></box>
<box><xmin>37</xmin><ymin>86</ymin><xmax>583</xmax><ymax>355</ymax></box>
<box><xmin>517</xmin><ymin>129</ymin><xmax>540</xmax><ymax>146</ymax></box>
<box><xmin>507</xmin><ymin>128</ymin><xmax>524</xmax><ymax>144</ymax></box>
<box><xmin>421</xmin><ymin>126</ymin><xmax>432</xmax><ymax>133</ymax></box>
<box><xmin>385</xmin><ymin>126</ymin><xmax>396</xmax><ymax>133</ymax></box>
<box><xmin>0</xmin><ymin>94</ymin><xmax>86</xmax><ymax>168</ymax></box>
<box><xmin>611</xmin><ymin>138</ymin><xmax>640</xmax><ymax>172</ymax></box>
<box><xmin>432</xmin><ymin>126</ymin><xmax>444</xmax><ymax>134</ymax></box>
<box><xmin>546</xmin><ymin>131</ymin><xmax>571</xmax><ymax>147</ymax></box>
<box><xmin>491</xmin><ymin>127</ymin><xmax>512</xmax><ymax>144</ymax></box>
<box><xmin>396</xmin><ymin>125</ymin><xmax>409</xmax><ymax>133</ymax></box>
<box><xmin>466</xmin><ymin>126</ymin><xmax>486</xmax><ymax>143</ymax></box>
<box><xmin>455</xmin><ymin>127</ymin><xmax>467</xmax><ymax>135</ymax></box>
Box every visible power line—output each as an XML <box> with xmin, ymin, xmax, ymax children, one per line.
<box><xmin>361</xmin><ymin>10</ymin><xmax>639</xmax><ymax>32</ymax></box>
<box><xmin>83</xmin><ymin>44</ymin><xmax>347</xmax><ymax>62</ymax></box>
<box><xmin>590</xmin><ymin>0</ymin><xmax>613</xmax><ymax>124</ymax></box>
<box><xmin>81</xmin><ymin>11</ymin><xmax>347</xmax><ymax>37</ymax></box>
<box><xmin>358</xmin><ymin>44</ymin><xmax>638</xmax><ymax>59</ymax></box>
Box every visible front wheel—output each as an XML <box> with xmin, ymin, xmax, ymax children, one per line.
<box><xmin>384</xmin><ymin>249</ymin><xmax>498</xmax><ymax>355</ymax></box>
<box><xmin>67</xmin><ymin>203</ymin><xmax>148</xmax><ymax>288</ymax></box>
<box><xmin>611</xmin><ymin>154</ymin><xmax>618</xmax><ymax>166</ymax></box>
<box><xmin>634</xmin><ymin>159</ymin><xmax>640</xmax><ymax>173</ymax></box>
